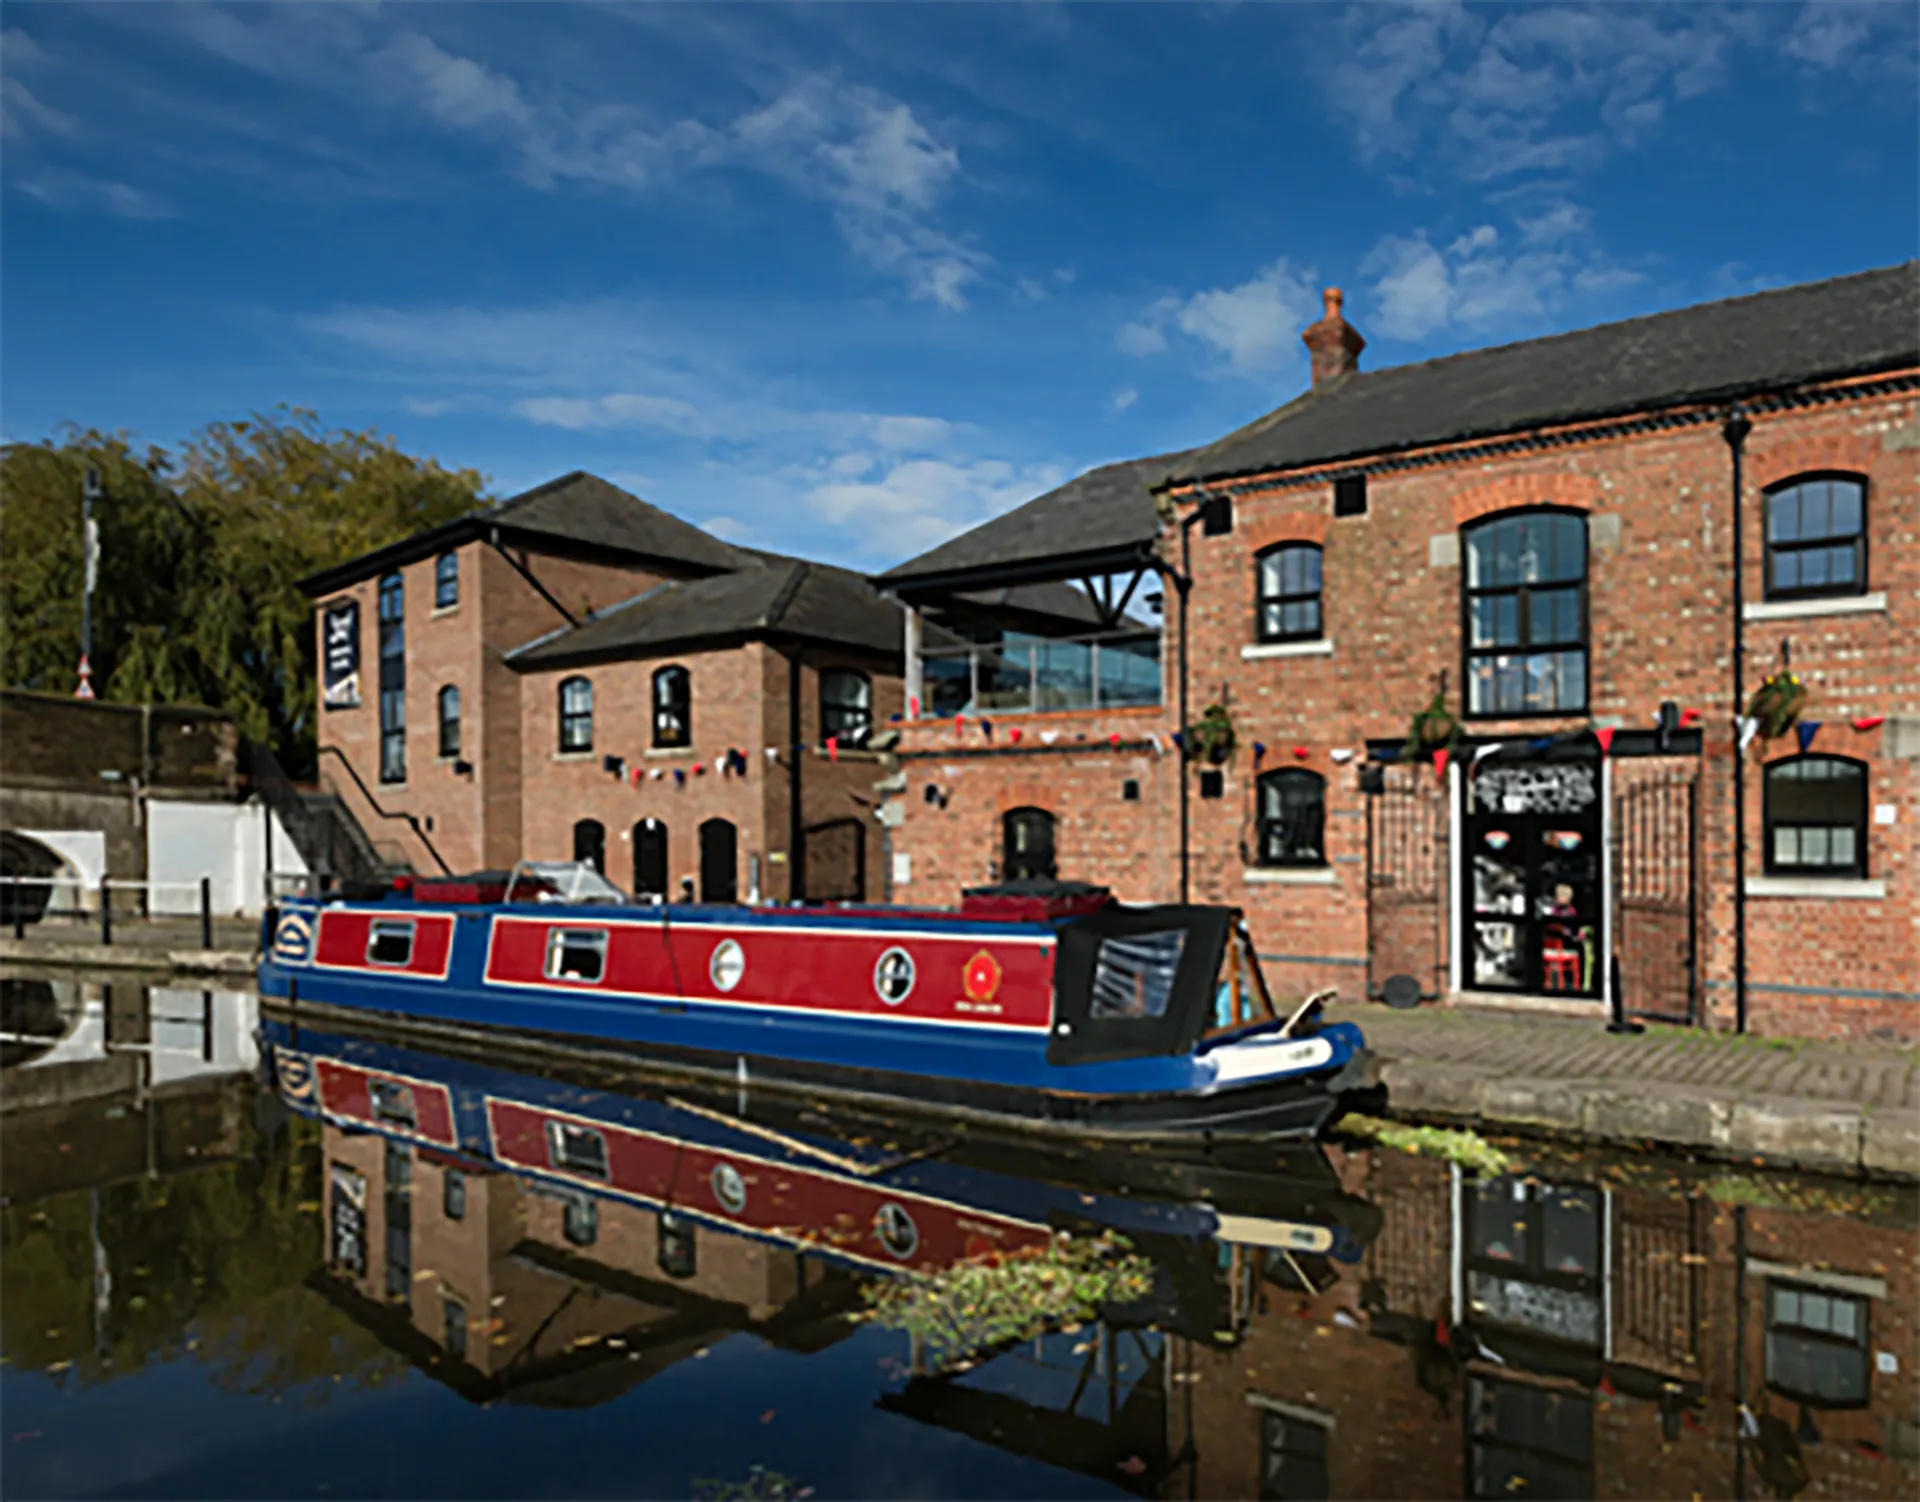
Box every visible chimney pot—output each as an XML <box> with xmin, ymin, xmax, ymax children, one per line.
<box><xmin>1303</xmin><ymin>285</ymin><xmax>1365</xmax><ymax>391</ymax></box>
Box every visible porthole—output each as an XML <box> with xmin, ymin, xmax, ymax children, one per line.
<box><xmin>709</xmin><ymin>938</ymin><xmax>746</xmax><ymax>993</ymax></box>
<box><xmin>874</xmin><ymin>947</ymin><xmax>916</xmax><ymax>1006</ymax></box>
<box><xmin>711</xmin><ymin>1162</ymin><xmax>747</xmax><ymax>1215</ymax></box>
<box><xmin>874</xmin><ymin>1202</ymin><xmax>920</xmax><ymax>1260</ymax></box>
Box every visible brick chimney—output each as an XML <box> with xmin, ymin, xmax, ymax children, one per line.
<box><xmin>1302</xmin><ymin>287</ymin><xmax>1365</xmax><ymax>389</ymax></box>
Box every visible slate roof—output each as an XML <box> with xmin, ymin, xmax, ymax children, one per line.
<box><xmin>300</xmin><ymin>470</ymin><xmax>744</xmax><ymax>596</ymax></box>
<box><xmin>876</xmin><ymin>453</ymin><xmax>1189</xmax><ymax>591</ymax></box>
<box><xmin>1170</xmin><ymin>262</ymin><xmax>1920</xmax><ymax>487</ymax></box>
<box><xmin>507</xmin><ymin>554</ymin><xmax>901</xmax><ymax>670</ymax></box>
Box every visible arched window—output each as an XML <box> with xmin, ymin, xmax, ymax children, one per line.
<box><xmin>558</xmin><ymin>676</ymin><xmax>593</xmax><ymax>753</ymax></box>
<box><xmin>434</xmin><ymin>550</ymin><xmax>459</xmax><ymax>610</ymax></box>
<box><xmin>1764</xmin><ymin>474</ymin><xmax>1866</xmax><ymax>601</ymax></box>
<box><xmin>572</xmin><ymin>818</ymin><xmax>606</xmax><ymax>875</ymax></box>
<box><xmin>1255</xmin><ymin>543</ymin><xmax>1323</xmax><ymax>643</ymax></box>
<box><xmin>1463</xmin><ymin>510</ymin><xmax>1587</xmax><ymax>716</ymax></box>
<box><xmin>1764</xmin><ymin>755</ymin><xmax>1866</xmax><ymax>877</ymax></box>
<box><xmin>437</xmin><ymin>685</ymin><xmax>461</xmax><ymax>760</ymax></box>
<box><xmin>699</xmin><ymin>817</ymin><xmax>737</xmax><ymax>904</ymax></box>
<box><xmin>1002</xmin><ymin>808</ymin><xmax>1057</xmax><ymax>882</ymax></box>
<box><xmin>653</xmin><ymin>665</ymin><xmax>691</xmax><ymax>748</ymax></box>
<box><xmin>1256</xmin><ymin>769</ymin><xmax>1326</xmax><ymax>867</ymax></box>
<box><xmin>821</xmin><ymin>668</ymin><xmax>872</xmax><ymax>747</ymax></box>
<box><xmin>632</xmin><ymin>819</ymin><xmax>668</xmax><ymax>901</ymax></box>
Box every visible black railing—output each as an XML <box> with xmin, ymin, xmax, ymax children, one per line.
<box><xmin>314</xmin><ymin>745</ymin><xmax>451</xmax><ymax>877</ymax></box>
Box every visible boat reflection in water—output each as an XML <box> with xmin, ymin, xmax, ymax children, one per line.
<box><xmin>263</xmin><ymin>1013</ymin><xmax>1383</xmax><ymax>1487</ymax></box>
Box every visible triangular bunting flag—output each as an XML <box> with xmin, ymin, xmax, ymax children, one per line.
<box><xmin>1433</xmin><ymin>748</ymin><xmax>1450</xmax><ymax>784</ymax></box>
<box><xmin>1737</xmin><ymin>716</ymin><xmax>1761</xmax><ymax>754</ymax></box>
<box><xmin>1040</xmin><ymin>730</ymin><xmax>1060</xmax><ymax>745</ymax></box>
<box><xmin>1795</xmin><ymin>720</ymin><xmax>1821</xmax><ymax>753</ymax></box>
<box><xmin>1292</xmin><ymin>745</ymin><xmax>1310</xmax><ymax>760</ymax></box>
<box><xmin>1594</xmin><ymin>727</ymin><xmax>1615</xmax><ymax>755</ymax></box>
<box><xmin>1252</xmin><ymin>741</ymin><xmax>1267</xmax><ymax>767</ymax></box>
<box><xmin>1008</xmin><ymin>727</ymin><xmax>1023</xmax><ymax>744</ymax></box>
<box><xmin>825</xmin><ymin>736</ymin><xmax>840</xmax><ymax>763</ymax></box>
<box><xmin>1108</xmin><ymin>732</ymin><xmax>1122</xmax><ymax>747</ymax></box>
<box><xmin>1680</xmin><ymin>708</ymin><xmax>1703</xmax><ymax>727</ymax></box>
<box><xmin>980</xmin><ymin>718</ymin><xmax>993</xmax><ymax>740</ymax></box>
<box><xmin>673</xmin><ymin>768</ymin><xmax>686</xmax><ymax>786</ymax></box>
<box><xmin>1852</xmin><ymin>716</ymin><xmax>1885</xmax><ymax>732</ymax></box>
<box><xmin>1329</xmin><ymin>747</ymin><xmax>1354</xmax><ymax>764</ymax></box>
<box><xmin>906</xmin><ymin>695</ymin><xmax>920</xmax><ymax>719</ymax></box>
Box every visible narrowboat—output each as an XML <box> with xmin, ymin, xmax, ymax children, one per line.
<box><xmin>260</xmin><ymin>1014</ymin><xmax>1384</xmax><ymax>1302</ymax></box>
<box><xmin>257</xmin><ymin>866</ymin><xmax>1371</xmax><ymax>1146</ymax></box>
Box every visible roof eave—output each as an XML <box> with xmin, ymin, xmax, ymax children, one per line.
<box><xmin>877</xmin><ymin>539</ymin><xmax>1161</xmax><ymax>602</ymax></box>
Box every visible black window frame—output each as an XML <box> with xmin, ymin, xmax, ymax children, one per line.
<box><xmin>544</xmin><ymin>926</ymin><xmax>609</xmax><ymax>983</ymax></box>
<box><xmin>443</xmin><ymin>1168</ymin><xmax>467</xmax><ymax>1221</ymax></box>
<box><xmin>1002</xmin><ymin>806</ymin><xmax>1057</xmax><ymax>882</ymax></box>
<box><xmin>652</xmin><ymin>664</ymin><xmax>691</xmax><ymax>749</ymax></box>
<box><xmin>820</xmin><ymin>667</ymin><xmax>873</xmax><ymax>748</ymax></box>
<box><xmin>1763</xmin><ymin>473</ymin><xmax>1867</xmax><ymax>603</ymax></box>
<box><xmin>658</xmin><ymin>1212</ymin><xmax>697</xmax><ymax>1279</ymax></box>
<box><xmin>434</xmin><ymin>550</ymin><xmax>459</xmax><ymax>610</ymax></box>
<box><xmin>1764</xmin><ymin>1277</ymin><xmax>1872</xmax><ymax>1410</ymax></box>
<box><xmin>1333</xmin><ymin>474</ymin><xmax>1367</xmax><ymax>518</ymax></box>
<box><xmin>1255</xmin><ymin>768</ymin><xmax>1327</xmax><ymax>868</ymax></box>
<box><xmin>437</xmin><ymin>684</ymin><xmax>461</xmax><ymax>760</ymax></box>
<box><xmin>369</xmin><ymin>1077</ymin><xmax>418</xmax><ymax>1127</ymax></box>
<box><xmin>1462</xmin><ymin>1173</ymin><xmax>1605</xmax><ymax>1351</ymax></box>
<box><xmin>443</xmin><ymin>1291</ymin><xmax>468</xmax><ymax>1358</ymax></box>
<box><xmin>1254</xmin><ymin>542</ymin><xmax>1324</xmax><ymax>644</ymax></box>
<box><xmin>378</xmin><ymin>572</ymin><xmax>406</xmax><ymax>783</ymax></box>
<box><xmin>1257</xmin><ymin>1402</ymin><xmax>1333</xmax><ymax>1501</ymax></box>
<box><xmin>1763</xmin><ymin>754</ymin><xmax>1868</xmax><ymax>878</ymax></box>
<box><xmin>1461</xmin><ymin>508</ymin><xmax>1589</xmax><ymax>720</ymax></box>
<box><xmin>545</xmin><ymin>1119</ymin><xmax>611</xmax><ymax>1180</ymax></box>
<box><xmin>558</xmin><ymin>675</ymin><xmax>594</xmax><ymax>754</ymax></box>
<box><xmin>367</xmin><ymin>919</ymin><xmax>416</xmax><ymax>968</ymax></box>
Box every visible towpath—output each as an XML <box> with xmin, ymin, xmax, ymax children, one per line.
<box><xmin>1335</xmin><ymin>998</ymin><xmax>1920</xmax><ymax>1182</ymax></box>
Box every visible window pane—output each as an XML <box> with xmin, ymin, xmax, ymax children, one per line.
<box><xmin>1800</xmin><ymin>548</ymin><xmax>1829</xmax><ymax>588</ymax></box>
<box><xmin>1773</xmin><ymin>827</ymin><xmax>1800</xmax><ymax>865</ymax></box>
<box><xmin>1768</xmin><ymin>1331</ymin><xmax>1869</xmax><ymax>1406</ymax></box>
<box><xmin>1799</xmin><ymin>484</ymin><xmax>1830</xmax><ymax>541</ymax></box>
<box><xmin>1769</xmin><ymin>759</ymin><xmax>1862</xmax><ymax>820</ymax></box>
<box><xmin>1089</xmin><ymin>930</ymin><xmax>1186</xmax><ymax>1019</ymax></box>
<box><xmin>1472</xmin><ymin>596</ymin><xmax>1519</xmax><ymax>648</ymax></box>
<box><xmin>1830</xmin><ymin>482</ymin><xmax>1862</xmax><ymax>537</ymax></box>
<box><xmin>1472</xmin><ymin>1179</ymin><xmax>1528</xmax><ymax>1263</ymax></box>
<box><xmin>1529</xmin><ymin>588</ymin><xmax>1581</xmax><ymax>646</ymax></box>
<box><xmin>1829</xmin><ymin>1297</ymin><xmax>1858</xmax><ymax>1339</ymax></box>
<box><xmin>1532</xmin><ymin>514</ymin><xmax>1585</xmax><ymax>584</ymax></box>
<box><xmin>1259</xmin><ymin>552</ymin><xmax>1285</xmax><ymax>597</ymax></box>
<box><xmin>1768</xmin><ymin>491</ymin><xmax>1800</xmax><ymax>542</ymax></box>
<box><xmin>1800</xmin><ymin>827</ymin><xmax>1832</xmax><ymax>865</ymax></box>
<box><xmin>1830</xmin><ymin>826</ymin><xmax>1856</xmax><ymax>867</ymax></box>
<box><xmin>1542</xmin><ymin>1189</ymin><xmax>1601</xmax><ymax>1277</ymax></box>
<box><xmin>1774</xmin><ymin>551</ymin><xmax>1800</xmax><ymax>591</ymax></box>
<box><xmin>1261</xmin><ymin>603</ymin><xmax>1283</xmax><ymax>639</ymax></box>
<box><xmin>1826</xmin><ymin>545</ymin><xmax>1856</xmax><ymax>586</ymax></box>
<box><xmin>1773</xmin><ymin>1287</ymin><xmax>1800</xmax><ymax>1325</ymax></box>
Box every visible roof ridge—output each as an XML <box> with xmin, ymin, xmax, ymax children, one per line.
<box><xmin>490</xmin><ymin>468</ymin><xmax>591</xmax><ymax>518</ymax></box>
<box><xmin>761</xmin><ymin>560</ymin><xmax>811</xmax><ymax>629</ymax></box>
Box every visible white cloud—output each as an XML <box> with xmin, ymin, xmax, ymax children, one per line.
<box><xmin>1109</xmin><ymin>388</ymin><xmax>1139</xmax><ymax>414</ymax></box>
<box><xmin>800</xmin><ymin>453</ymin><xmax>1067</xmax><ymax>558</ymax></box>
<box><xmin>1116</xmin><ymin>258</ymin><xmax>1321</xmax><ymax>379</ymax></box>
<box><xmin>511</xmin><ymin>392</ymin><xmax>706</xmax><ymax>435</ymax></box>
<box><xmin>17</xmin><ymin>169</ymin><xmax>169</xmax><ymax>219</ymax></box>
<box><xmin>701</xmin><ymin>514</ymin><xmax>754</xmax><ymax>544</ymax></box>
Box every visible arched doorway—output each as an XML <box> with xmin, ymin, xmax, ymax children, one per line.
<box><xmin>698</xmin><ymin>819</ymin><xmax>738</xmax><ymax>904</ymax></box>
<box><xmin>1002</xmin><ymin>807</ymin><xmax>1057</xmax><ymax>882</ymax></box>
<box><xmin>572</xmin><ymin>819</ymin><xmax>606</xmax><ymax>876</ymax></box>
<box><xmin>632</xmin><ymin>819</ymin><xmax>668</xmax><ymax>901</ymax></box>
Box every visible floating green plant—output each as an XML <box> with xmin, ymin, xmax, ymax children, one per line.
<box><xmin>1337</xmin><ymin>1113</ymin><xmax>1513</xmax><ymax>1175</ymax></box>
<box><xmin>857</xmin><ymin>1231</ymin><xmax>1154</xmax><ymax>1373</ymax></box>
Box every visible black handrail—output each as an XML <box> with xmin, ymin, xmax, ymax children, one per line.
<box><xmin>315</xmin><ymin>745</ymin><xmax>453</xmax><ymax>876</ymax></box>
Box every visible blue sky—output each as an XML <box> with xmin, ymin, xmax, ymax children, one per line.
<box><xmin>3</xmin><ymin>2</ymin><xmax>1914</xmax><ymax>569</ymax></box>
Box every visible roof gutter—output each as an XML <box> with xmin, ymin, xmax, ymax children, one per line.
<box><xmin>488</xmin><ymin>526</ymin><xmax>578</xmax><ymax>629</ymax></box>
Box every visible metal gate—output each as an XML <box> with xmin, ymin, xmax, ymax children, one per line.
<box><xmin>1365</xmin><ymin>765</ymin><xmax>1447</xmax><ymax>1002</ymax></box>
<box><xmin>1610</xmin><ymin>766</ymin><xmax>1698</xmax><ymax>1024</ymax></box>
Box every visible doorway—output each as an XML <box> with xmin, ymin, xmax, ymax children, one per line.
<box><xmin>1462</xmin><ymin>757</ymin><xmax>1602</xmax><ymax>998</ymax></box>
<box><xmin>1002</xmin><ymin>807</ymin><xmax>1057</xmax><ymax>882</ymax></box>
<box><xmin>698</xmin><ymin>818</ymin><xmax>738</xmax><ymax>904</ymax></box>
<box><xmin>633</xmin><ymin>819</ymin><xmax>667</xmax><ymax>901</ymax></box>
<box><xmin>572</xmin><ymin>819</ymin><xmax>606</xmax><ymax>877</ymax></box>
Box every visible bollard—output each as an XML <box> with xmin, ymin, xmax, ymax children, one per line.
<box><xmin>200</xmin><ymin>876</ymin><xmax>213</xmax><ymax>950</ymax></box>
<box><xmin>1607</xmin><ymin>952</ymin><xmax>1644</xmax><ymax>1036</ymax></box>
<box><xmin>101</xmin><ymin>878</ymin><xmax>113</xmax><ymax>946</ymax></box>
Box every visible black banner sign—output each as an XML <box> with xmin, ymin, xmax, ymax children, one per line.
<box><xmin>322</xmin><ymin>599</ymin><xmax>362</xmax><ymax>709</ymax></box>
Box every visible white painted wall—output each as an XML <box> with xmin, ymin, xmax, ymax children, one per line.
<box><xmin>147</xmin><ymin>988</ymin><xmax>260</xmax><ymax>1086</ymax></box>
<box><xmin>146</xmin><ymin>798</ymin><xmax>309</xmax><ymax>916</ymax></box>
<box><xmin>19</xmin><ymin>828</ymin><xmax>106</xmax><ymax>911</ymax></box>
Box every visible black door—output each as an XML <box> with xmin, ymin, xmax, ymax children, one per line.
<box><xmin>1002</xmin><ymin>807</ymin><xmax>1057</xmax><ymax>882</ymax></box>
<box><xmin>1462</xmin><ymin>758</ymin><xmax>1602</xmax><ymax>998</ymax></box>
<box><xmin>572</xmin><ymin>819</ymin><xmax>606</xmax><ymax>876</ymax></box>
<box><xmin>698</xmin><ymin>818</ymin><xmax>737</xmax><ymax>904</ymax></box>
<box><xmin>633</xmin><ymin>819</ymin><xmax>668</xmax><ymax>900</ymax></box>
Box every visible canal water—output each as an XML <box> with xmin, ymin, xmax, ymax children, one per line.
<box><xmin>3</xmin><ymin>972</ymin><xmax>1915</xmax><ymax>1501</ymax></box>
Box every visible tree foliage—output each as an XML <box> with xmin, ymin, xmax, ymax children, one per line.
<box><xmin>1</xmin><ymin>409</ymin><xmax>485</xmax><ymax>773</ymax></box>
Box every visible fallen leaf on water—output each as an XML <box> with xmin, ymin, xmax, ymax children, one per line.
<box><xmin>43</xmin><ymin>1361</ymin><xmax>71</xmax><ymax>1376</ymax></box>
<box><xmin>1116</xmin><ymin>1457</ymin><xmax>1147</xmax><ymax>1476</ymax></box>
<box><xmin>695</xmin><ymin>1348</ymin><xmax>710</xmax><ymax>1358</ymax></box>
<box><xmin>760</xmin><ymin>1410</ymin><xmax>776</xmax><ymax>1424</ymax></box>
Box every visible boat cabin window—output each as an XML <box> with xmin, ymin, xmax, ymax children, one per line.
<box><xmin>1209</xmin><ymin>927</ymin><xmax>1279</xmax><ymax>1036</ymax></box>
<box><xmin>545</xmin><ymin>1119</ymin><xmax>610</xmax><ymax>1180</ymax></box>
<box><xmin>1090</xmin><ymin>929</ymin><xmax>1187</xmax><ymax>1020</ymax></box>
<box><xmin>658</xmin><ymin>1213</ymin><xmax>697</xmax><ymax>1279</ymax></box>
<box><xmin>368</xmin><ymin>1077</ymin><xmax>418</xmax><ymax>1128</ymax></box>
<box><xmin>544</xmin><ymin>927</ymin><xmax>609</xmax><ymax>983</ymax></box>
<box><xmin>367</xmin><ymin>919</ymin><xmax>416</xmax><ymax>967</ymax></box>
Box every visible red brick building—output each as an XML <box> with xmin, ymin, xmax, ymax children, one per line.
<box><xmin>302</xmin><ymin>471</ymin><xmax>904</xmax><ymax>904</ymax></box>
<box><xmin>880</xmin><ymin>264</ymin><xmax>1919</xmax><ymax>1041</ymax></box>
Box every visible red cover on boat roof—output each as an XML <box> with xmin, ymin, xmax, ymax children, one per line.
<box><xmin>408</xmin><ymin>870</ymin><xmax>530</xmax><ymax>904</ymax></box>
<box><xmin>960</xmin><ymin>880</ymin><xmax>1113</xmax><ymax>923</ymax></box>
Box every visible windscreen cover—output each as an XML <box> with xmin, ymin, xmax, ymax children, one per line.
<box><xmin>1046</xmin><ymin>904</ymin><xmax>1232</xmax><ymax>1065</ymax></box>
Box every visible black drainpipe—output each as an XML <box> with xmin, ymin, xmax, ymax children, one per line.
<box><xmin>787</xmin><ymin>647</ymin><xmax>806</xmax><ymax>904</ymax></box>
<box><xmin>1722</xmin><ymin>404</ymin><xmax>1753</xmax><ymax>1034</ymax></box>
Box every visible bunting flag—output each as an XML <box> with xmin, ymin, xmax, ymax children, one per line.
<box><xmin>1252</xmin><ymin>741</ymin><xmax>1267</xmax><ymax>767</ymax></box>
<box><xmin>693</xmin><ymin>762</ymin><xmax>706</xmax><ymax>776</ymax></box>
<box><xmin>955</xmin><ymin>714</ymin><xmax>967</xmax><ymax>733</ymax></box>
<box><xmin>1594</xmin><ymin>727</ymin><xmax>1615</xmax><ymax>756</ymax></box>
<box><xmin>1040</xmin><ymin>730</ymin><xmax>1060</xmax><ymax>745</ymax></box>
<box><xmin>1852</xmin><ymin>715</ymin><xmax>1886</xmax><ymax>732</ymax></box>
<box><xmin>1329</xmin><ymin>747</ymin><xmax>1355</xmax><ymax>764</ymax></box>
<box><xmin>890</xmin><ymin>712</ymin><xmax>903</xmax><ymax>724</ymax></box>
<box><xmin>765</xmin><ymin>746</ymin><xmax>779</xmax><ymax>762</ymax></box>
<box><xmin>825</xmin><ymin>736</ymin><xmax>840</xmax><ymax>762</ymax></box>
<box><xmin>1149</xmin><ymin>734</ymin><xmax>1167</xmax><ymax>756</ymax></box>
<box><xmin>980</xmin><ymin>718</ymin><xmax>994</xmax><ymax>741</ymax></box>
<box><xmin>673</xmin><ymin>768</ymin><xmax>686</xmax><ymax>786</ymax></box>
<box><xmin>1008</xmin><ymin>727</ymin><xmax>1023</xmax><ymax>744</ymax></box>
<box><xmin>631</xmin><ymin>766</ymin><xmax>644</xmax><ymax>787</ymax></box>
<box><xmin>1795</xmin><ymin>720</ymin><xmax>1822</xmax><ymax>754</ymax></box>
<box><xmin>1107</xmin><ymin>732</ymin><xmax>1121</xmax><ymax>747</ymax></box>
<box><xmin>1737</xmin><ymin>716</ymin><xmax>1761</xmax><ymax>754</ymax></box>
<box><xmin>1170</xmin><ymin>730</ymin><xmax>1185</xmax><ymax>754</ymax></box>
<box><xmin>1291</xmin><ymin>745</ymin><xmax>1310</xmax><ymax>760</ymax></box>
<box><xmin>1433</xmin><ymin>748</ymin><xmax>1450</xmax><ymax>784</ymax></box>
<box><xmin>1680</xmin><ymin>708</ymin><xmax>1703</xmax><ymax>727</ymax></box>
<box><xmin>907</xmin><ymin>694</ymin><xmax>920</xmax><ymax>719</ymax></box>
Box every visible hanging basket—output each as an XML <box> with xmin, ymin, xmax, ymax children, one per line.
<box><xmin>1746</xmin><ymin>671</ymin><xmax>1807</xmax><ymax>741</ymax></box>
<box><xmin>1401</xmin><ymin>689</ymin><xmax>1461</xmax><ymax>765</ymax></box>
<box><xmin>1185</xmin><ymin>702</ymin><xmax>1237</xmax><ymax>765</ymax></box>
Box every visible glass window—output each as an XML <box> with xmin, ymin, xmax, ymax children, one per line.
<box><xmin>1002</xmin><ymin>807</ymin><xmax>1056</xmax><ymax>881</ymax></box>
<box><xmin>544</xmin><ymin>927</ymin><xmax>608</xmax><ymax>983</ymax></box>
<box><xmin>443</xmin><ymin>1168</ymin><xmax>467</xmax><ymax>1221</ymax></box>
<box><xmin>1764</xmin><ymin>756</ymin><xmax>1867</xmax><ymax>877</ymax></box>
<box><xmin>821</xmin><ymin>669</ymin><xmax>873</xmax><ymax>747</ymax></box>
<box><xmin>378</xmin><ymin>573</ymin><xmax>406</xmax><ymax>782</ymax></box>
<box><xmin>1766</xmin><ymin>1279</ymin><xmax>1870</xmax><ymax>1408</ymax></box>
<box><xmin>1257</xmin><ymin>769</ymin><xmax>1326</xmax><ymax>867</ymax></box>
<box><xmin>1463</xmin><ymin>512</ymin><xmax>1587</xmax><ymax>716</ymax></box>
<box><xmin>653</xmin><ymin>665</ymin><xmax>691</xmax><ymax>748</ymax></box>
<box><xmin>443</xmin><ymin>1293</ymin><xmax>468</xmax><ymax>1358</ymax></box>
<box><xmin>1259</xmin><ymin>1409</ymin><xmax>1332</xmax><ymax>1501</ymax></box>
<box><xmin>545</xmin><ymin>1119</ymin><xmax>610</xmax><ymax>1180</ymax></box>
<box><xmin>658</xmin><ymin>1213</ymin><xmax>697</xmax><ymax>1279</ymax></box>
<box><xmin>1090</xmin><ymin>929</ymin><xmax>1187</xmax><ymax>1020</ymax></box>
<box><xmin>434</xmin><ymin>551</ymin><xmax>459</xmax><ymax>609</ymax></box>
<box><xmin>563</xmin><ymin>1193</ymin><xmax>599</xmax><ymax>1247</ymax></box>
<box><xmin>1256</xmin><ymin>543</ymin><xmax>1323</xmax><ymax>643</ymax></box>
<box><xmin>368</xmin><ymin>1077</ymin><xmax>417</xmax><ymax>1127</ymax></box>
<box><xmin>1333</xmin><ymin>475</ymin><xmax>1367</xmax><ymax>517</ymax></box>
<box><xmin>437</xmin><ymin>685</ymin><xmax>461</xmax><ymax>759</ymax></box>
<box><xmin>367</xmin><ymin>919</ymin><xmax>415</xmax><ymax>967</ymax></box>
<box><xmin>1766</xmin><ymin>476</ymin><xmax>1866</xmax><ymax>600</ymax></box>
<box><xmin>558</xmin><ymin>676</ymin><xmax>593</xmax><ymax>753</ymax></box>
